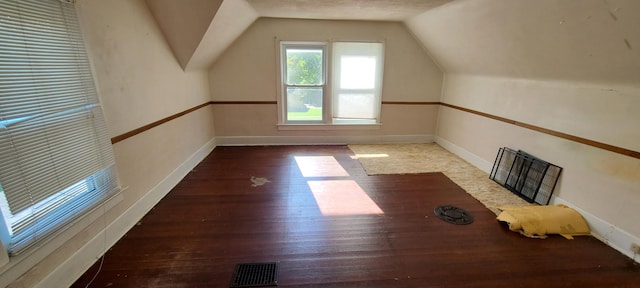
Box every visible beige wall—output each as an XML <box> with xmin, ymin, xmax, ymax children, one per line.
<box><xmin>209</xmin><ymin>18</ymin><xmax>442</xmax><ymax>140</ymax></box>
<box><xmin>441</xmin><ymin>75</ymin><xmax>639</xmax><ymax>152</ymax></box>
<box><xmin>212</xmin><ymin>104</ymin><xmax>439</xmax><ymax>141</ymax></box>
<box><xmin>436</xmin><ymin>75</ymin><xmax>640</xmax><ymax>249</ymax></box>
<box><xmin>4</xmin><ymin>0</ymin><xmax>216</xmax><ymax>286</ymax></box>
<box><xmin>78</xmin><ymin>0</ymin><xmax>212</xmax><ymax>136</ymax></box>
<box><xmin>78</xmin><ymin>0</ymin><xmax>216</xmax><ymax>221</ymax></box>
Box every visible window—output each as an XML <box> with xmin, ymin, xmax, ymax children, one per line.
<box><xmin>282</xmin><ymin>43</ymin><xmax>326</xmax><ymax>122</ymax></box>
<box><xmin>0</xmin><ymin>0</ymin><xmax>119</xmax><ymax>256</ymax></box>
<box><xmin>280</xmin><ymin>41</ymin><xmax>384</xmax><ymax>126</ymax></box>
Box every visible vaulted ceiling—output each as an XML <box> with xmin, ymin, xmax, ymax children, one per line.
<box><xmin>408</xmin><ymin>0</ymin><xmax>640</xmax><ymax>84</ymax></box>
<box><xmin>246</xmin><ymin>0</ymin><xmax>453</xmax><ymax>21</ymax></box>
<box><xmin>146</xmin><ymin>0</ymin><xmax>640</xmax><ymax>85</ymax></box>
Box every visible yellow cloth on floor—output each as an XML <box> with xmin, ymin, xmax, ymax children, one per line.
<box><xmin>497</xmin><ymin>204</ymin><xmax>590</xmax><ymax>239</ymax></box>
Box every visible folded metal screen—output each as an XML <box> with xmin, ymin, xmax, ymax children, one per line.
<box><xmin>490</xmin><ymin>147</ymin><xmax>562</xmax><ymax>205</ymax></box>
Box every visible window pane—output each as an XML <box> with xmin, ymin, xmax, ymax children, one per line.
<box><xmin>286</xmin><ymin>87</ymin><xmax>323</xmax><ymax>121</ymax></box>
<box><xmin>340</xmin><ymin>56</ymin><xmax>376</xmax><ymax>89</ymax></box>
<box><xmin>332</xmin><ymin>42</ymin><xmax>384</xmax><ymax>123</ymax></box>
<box><xmin>334</xmin><ymin>93</ymin><xmax>375</xmax><ymax>119</ymax></box>
<box><xmin>286</xmin><ymin>48</ymin><xmax>323</xmax><ymax>85</ymax></box>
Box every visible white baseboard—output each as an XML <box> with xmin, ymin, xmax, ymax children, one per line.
<box><xmin>215</xmin><ymin>134</ymin><xmax>435</xmax><ymax>146</ymax></box>
<box><xmin>435</xmin><ymin>136</ymin><xmax>639</xmax><ymax>264</ymax></box>
<box><xmin>39</xmin><ymin>137</ymin><xmax>217</xmax><ymax>288</ymax></box>
<box><xmin>552</xmin><ymin>197</ymin><xmax>640</xmax><ymax>263</ymax></box>
<box><xmin>434</xmin><ymin>136</ymin><xmax>493</xmax><ymax>173</ymax></box>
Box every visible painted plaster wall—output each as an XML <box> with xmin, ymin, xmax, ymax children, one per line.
<box><xmin>209</xmin><ymin>18</ymin><xmax>442</xmax><ymax>139</ymax></box>
<box><xmin>78</xmin><ymin>0</ymin><xmax>212</xmax><ymax>137</ymax></box>
<box><xmin>3</xmin><ymin>0</ymin><xmax>216</xmax><ymax>286</ymax></box>
<box><xmin>437</xmin><ymin>74</ymin><xmax>640</xmax><ymax>240</ymax></box>
<box><xmin>77</xmin><ymin>0</ymin><xmax>216</xmax><ymax>226</ymax></box>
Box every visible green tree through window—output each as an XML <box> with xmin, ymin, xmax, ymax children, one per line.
<box><xmin>286</xmin><ymin>49</ymin><xmax>324</xmax><ymax>114</ymax></box>
<box><xmin>286</xmin><ymin>50</ymin><xmax>322</xmax><ymax>85</ymax></box>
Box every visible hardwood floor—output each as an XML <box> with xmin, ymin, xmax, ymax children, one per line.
<box><xmin>72</xmin><ymin>146</ymin><xmax>640</xmax><ymax>287</ymax></box>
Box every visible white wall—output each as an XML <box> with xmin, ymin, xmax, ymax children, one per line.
<box><xmin>208</xmin><ymin>18</ymin><xmax>443</xmax><ymax>144</ymax></box>
<box><xmin>2</xmin><ymin>0</ymin><xmax>216</xmax><ymax>286</ymax></box>
<box><xmin>437</xmin><ymin>75</ymin><xmax>640</xmax><ymax>239</ymax></box>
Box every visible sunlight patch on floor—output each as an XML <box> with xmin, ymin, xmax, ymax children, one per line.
<box><xmin>350</xmin><ymin>153</ymin><xmax>389</xmax><ymax>160</ymax></box>
<box><xmin>307</xmin><ymin>180</ymin><xmax>384</xmax><ymax>216</ymax></box>
<box><xmin>294</xmin><ymin>156</ymin><xmax>350</xmax><ymax>177</ymax></box>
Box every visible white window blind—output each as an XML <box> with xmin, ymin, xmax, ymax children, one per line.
<box><xmin>0</xmin><ymin>0</ymin><xmax>118</xmax><ymax>255</ymax></box>
<box><xmin>332</xmin><ymin>42</ymin><xmax>384</xmax><ymax>123</ymax></box>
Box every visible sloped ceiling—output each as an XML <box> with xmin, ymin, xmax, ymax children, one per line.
<box><xmin>407</xmin><ymin>0</ymin><xmax>640</xmax><ymax>84</ymax></box>
<box><xmin>186</xmin><ymin>0</ymin><xmax>258</xmax><ymax>70</ymax></box>
<box><xmin>246</xmin><ymin>0</ymin><xmax>452</xmax><ymax>21</ymax></box>
<box><xmin>146</xmin><ymin>0</ymin><xmax>258</xmax><ymax>71</ymax></box>
<box><xmin>145</xmin><ymin>0</ymin><xmax>450</xmax><ymax>70</ymax></box>
<box><xmin>146</xmin><ymin>0</ymin><xmax>640</xmax><ymax>85</ymax></box>
<box><xmin>144</xmin><ymin>0</ymin><xmax>223</xmax><ymax>69</ymax></box>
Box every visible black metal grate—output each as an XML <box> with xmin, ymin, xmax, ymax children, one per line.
<box><xmin>490</xmin><ymin>148</ymin><xmax>562</xmax><ymax>205</ymax></box>
<box><xmin>230</xmin><ymin>262</ymin><xmax>279</xmax><ymax>287</ymax></box>
<box><xmin>434</xmin><ymin>205</ymin><xmax>474</xmax><ymax>225</ymax></box>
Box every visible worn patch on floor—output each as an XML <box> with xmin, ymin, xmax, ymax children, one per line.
<box><xmin>230</xmin><ymin>262</ymin><xmax>278</xmax><ymax>287</ymax></box>
<box><xmin>250</xmin><ymin>176</ymin><xmax>270</xmax><ymax>187</ymax></box>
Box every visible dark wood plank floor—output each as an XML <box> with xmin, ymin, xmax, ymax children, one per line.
<box><xmin>73</xmin><ymin>146</ymin><xmax>640</xmax><ymax>287</ymax></box>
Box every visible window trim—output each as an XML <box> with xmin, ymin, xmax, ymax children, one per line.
<box><xmin>280</xmin><ymin>41</ymin><xmax>329</xmax><ymax>124</ymax></box>
<box><xmin>276</xmin><ymin>123</ymin><xmax>382</xmax><ymax>131</ymax></box>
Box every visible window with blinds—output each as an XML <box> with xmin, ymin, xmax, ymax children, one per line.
<box><xmin>0</xmin><ymin>0</ymin><xmax>119</xmax><ymax>256</ymax></box>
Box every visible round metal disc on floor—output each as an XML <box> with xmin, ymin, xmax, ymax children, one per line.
<box><xmin>434</xmin><ymin>205</ymin><xmax>474</xmax><ymax>225</ymax></box>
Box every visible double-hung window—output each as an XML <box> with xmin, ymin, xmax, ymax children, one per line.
<box><xmin>280</xmin><ymin>41</ymin><xmax>384</xmax><ymax>126</ymax></box>
<box><xmin>282</xmin><ymin>43</ymin><xmax>326</xmax><ymax>123</ymax></box>
<box><xmin>0</xmin><ymin>0</ymin><xmax>119</xmax><ymax>256</ymax></box>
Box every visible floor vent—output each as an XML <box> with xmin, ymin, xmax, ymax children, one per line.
<box><xmin>230</xmin><ymin>262</ymin><xmax>279</xmax><ymax>287</ymax></box>
<box><xmin>434</xmin><ymin>205</ymin><xmax>474</xmax><ymax>225</ymax></box>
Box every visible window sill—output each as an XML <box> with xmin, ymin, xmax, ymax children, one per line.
<box><xmin>0</xmin><ymin>189</ymin><xmax>123</xmax><ymax>279</ymax></box>
<box><xmin>277</xmin><ymin>123</ymin><xmax>382</xmax><ymax>131</ymax></box>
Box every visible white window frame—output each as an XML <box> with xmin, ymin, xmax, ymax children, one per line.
<box><xmin>280</xmin><ymin>42</ymin><xmax>329</xmax><ymax>124</ymax></box>
<box><xmin>277</xmin><ymin>40</ymin><xmax>384</xmax><ymax>130</ymax></box>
